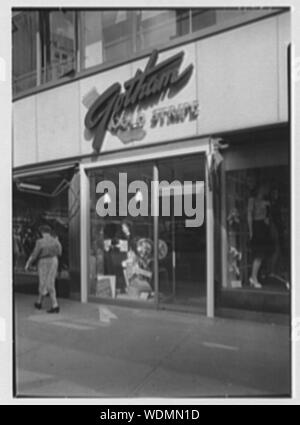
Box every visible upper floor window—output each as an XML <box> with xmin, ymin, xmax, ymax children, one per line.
<box><xmin>135</xmin><ymin>10</ymin><xmax>190</xmax><ymax>51</ymax></box>
<box><xmin>40</xmin><ymin>10</ymin><xmax>76</xmax><ymax>83</ymax></box>
<box><xmin>79</xmin><ymin>10</ymin><xmax>192</xmax><ymax>69</ymax></box>
<box><xmin>13</xmin><ymin>11</ymin><xmax>39</xmax><ymax>94</ymax></box>
<box><xmin>79</xmin><ymin>11</ymin><xmax>134</xmax><ymax>68</ymax></box>
<box><xmin>12</xmin><ymin>8</ymin><xmax>284</xmax><ymax>97</ymax></box>
<box><xmin>13</xmin><ymin>9</ymin><xmax>76</xmax><ymax>95</ymax></box>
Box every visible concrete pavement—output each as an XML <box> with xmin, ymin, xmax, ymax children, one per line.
<box><xmin>14</xmin><ymin>294</ymin><xmax>291</xmax><ymax>398</ymax></box>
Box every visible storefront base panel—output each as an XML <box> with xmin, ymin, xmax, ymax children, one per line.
<box><xmin>216</xmin><ymin>307</ymin><xmax>290</xmax><ymax>325</ymax></box>
<box><xmin>218</xmin><ymin>289</ymin><xmax>290</xmax><ymax>315</ymax></box>
<box><xmin>69</xmin><ymin>271</ymin><xmax>81</xmax><ymax>297</ymax></box>
<box><xmin>87</xmin><ymin>296</ymin><xmax>207</xmax><ymax>315</ymax></box>
<box><xmin>13</xmin><ymin>272</ymin><xmax>71</xmax><ymax>299</ymax></box>
<box><xmin>88</xmin><ymin>296</ymin><xmax>157</xmax><ymax>311</ymax></box>
<box><xmin>158</xmin><ymin>303</ymin><xmax>206</xmax><ymax>315</ymax></box>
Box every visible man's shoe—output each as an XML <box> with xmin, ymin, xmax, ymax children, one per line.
<box><xmin>47</xmin><ymin>306</ymin><xmax>60</xmax><ymax>314</ymax></box>
<box><xmin>34</xmin><ymin>302</ymin><xmax>42</xmax><ymax>310</ymax></box>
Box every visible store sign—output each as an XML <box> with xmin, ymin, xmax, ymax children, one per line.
<box><xmin>84</xmin><ymin>49</ymin><xmax>196</xmax><ymax>153</ymax></box>
<box><xmin>151</xmin><ymin>101</ymin><xmax>199</xmax><ymax>127</ymax></box>
<box><xmin>106</xmin><ymin>101</ymin><xmax>199</xmax><ymax>144</ymax></box>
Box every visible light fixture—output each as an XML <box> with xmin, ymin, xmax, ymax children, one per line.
<box><xmin>103</xmin><ymin>191</ymin><xmax>111</xmax><ymax>205</ymax></box>
<box><xmin>135</xmin><ymin>189</ymin><xmax>143</xmax><ymax>203</ymax></box>
<box><xmin>17</xmin><ymin>182</ymin><xmax>42</xmax><ymax>191</ymax></box>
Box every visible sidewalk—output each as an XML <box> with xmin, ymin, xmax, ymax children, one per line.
<box><xmin>14</xmin><ymin>293</ymin><xmax>291</xmax><ymax>398</ymax></box>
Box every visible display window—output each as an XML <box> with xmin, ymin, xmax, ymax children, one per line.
<box><xmin>13</xmin><ymin>172</ymin><xmax>71</xmax><ymax>278</ymax></box>
<box><xmin>88</xmin><ymin>162</ymin><xmax>155</xmax><ymax>302</ymax></box>
<box><xmin>87</xmin><ymin>154</ymin><xmax>207</xmax><ymax>308</ymax></box>
<box><xmin>222</xmin><ymin>164</ymin><xmax>290</xmax><ymax>293</ymax></box>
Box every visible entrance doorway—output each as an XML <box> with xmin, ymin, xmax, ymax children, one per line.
<box><xmin>157</xmin><ymin>155</ymin><xmax>207</xmax><ymax>312</ymax></box>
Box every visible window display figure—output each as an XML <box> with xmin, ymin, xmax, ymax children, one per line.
<box><xmin>269</xmin><ymin>188</ymin><xmax>290</xmax><ymax>290</ymax></box>
<box><xmin>122</xmin><ymin>241</ymin><xmax>153</xmax><ymax>298</ymax></box>
<box><xmin>25</xmin><ymin>225</ymin><xmax>62</xmax><ymax>313</ymax></box>
<box><xmin>248</xmin><ymin>183</ymin><xmax>272</xmax><ymax>289</ymax></box>
<box><xmin>13</xmin><ymin>225</ymin><xmax>22</xmax><ymax>270</ymax></box>
<box><xmin>105</xmin><ymin>222</ymin><xmax>127</xmax><ymax>294</ymax></box>
<box><xmin>21</xmin><ymin>226</ymin><xmax>36</xmax><ymax>260</ymax></box>
<box><xmin>121</xmin><ymin>220</ymin><xmax>132</xmax><ymax>243</ymax></box>
<box><xmin>120</xmin><ymin>221</ymin><xmax>153</xmax><ymax>298</ymax></box>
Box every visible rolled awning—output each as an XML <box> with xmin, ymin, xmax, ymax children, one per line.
<box><xmin>13</xmin><ymin>162</ymin><xmax>78</xmax><ymax>179</ymax></box>
<box><xmin>13</xmin><ymin>162</ymin><xmax>79</xmax><ymax>197</ymax></box>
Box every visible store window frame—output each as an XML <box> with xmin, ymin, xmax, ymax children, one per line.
<box><xmin>12</xmin><ymin>7</ymin><xmax>287</xmax><ymax>101</ymax></box>
<box><xmin>79</xmin><ymin>139</ymin><xmax>214</xmax><ymax>316</ymax></box>
<box><xmin>216</xmin><ymin>134</ymin><xmax>291</xmax><ymax>315</ymax></box>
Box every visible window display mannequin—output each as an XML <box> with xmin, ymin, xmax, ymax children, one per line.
<box><xmin>120</xmin><ymin>221</ymin><xmax>153</xmax><ymax>298</ymax></box>
<box><xmin>104</xmin><ymin>222</ymin><xmax>126</xmax><ymax>293</ymax></box>
<box><xmin>269</xmin><ymin>188</ymin><xmax>290</xmax><ymax>290</ymax></box>
<box><xmin>121</xmin><ymin>220</ymin><xmax>131</xmax><ymax>241</ymax></box>
<box><xmin>122</xmin><ymin>245</ymin><xmax>153</xmax><ymax>297</ymax></box>
<box><xmin>13</xmin><ymin>225</ymin><xmax>22</xmax><ymax>270</ymax></box>
<box><xmin>269</xmin><ymin>188</ymin><xmax>283</xmax><ymax>273</ymax></box>
<box><xmin>248</xmin><ymin>183</ymin><xmax>272</xmax><ymax>289</ymax></box>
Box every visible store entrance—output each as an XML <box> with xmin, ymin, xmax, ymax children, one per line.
<box><xmin>13</xmin><ymin>168</ymin><xmax>78</xmax><ymax>299</ymax></box>
<box><xmin>157</xmin><ymin>155</ymin><xmax>207</xmax><ymax>312</ymax></box>
<box><xmin>87</xmin><ymin>153</ymin><xmax>207</xmax><ymax>313</ymax></box>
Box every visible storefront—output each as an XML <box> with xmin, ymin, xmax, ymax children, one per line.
<box><xmin>13</xmin><ymin>164</ymin><xmax>81</xmax><ymax>298</ymax></box>
<box><xmin>216</xmin><ymin>126</ymin><xmax>291</xmax><ymax>315</ymax></box>
<box><xmin>81</xmin><ymin>144</ymin><xmax>209</xmax><ymax>313</ymax></box>
<box><xmin>79</xmin><ymin>129</ymin><xmax>290</xmax><ymax>317</ymax></box>
<box><xmin>13</xmin><ymin>10</ymin><xmax>291</xmax><ymax>318</ymax></box>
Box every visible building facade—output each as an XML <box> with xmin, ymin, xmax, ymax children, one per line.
<box><xmin>13</xmin><ymin>8</ymin><xmax>291</xmax><ymax>318</ymax></box>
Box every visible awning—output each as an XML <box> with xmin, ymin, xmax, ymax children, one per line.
<box><xmin>13</xmin><ymin>162</ymin><xmax>78</xmax><ymax>179</ymax></box>
<box><xmin>13</xmin><ymin>162</ymin><xmax>79</xmax><ymax>198</ymax></box>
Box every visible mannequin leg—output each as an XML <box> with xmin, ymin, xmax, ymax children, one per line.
<box><xmin>250</xmin><ymin>257</ymin><xmax>263</xmax><ymax>288</ymax></box>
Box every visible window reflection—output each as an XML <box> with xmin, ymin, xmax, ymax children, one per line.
<box><xmin>12</xmin><ymin>8</ymin><xmax>282</xmax><ymax>95</ymax></box>
<box><xmin>135</xmin><ymin>10</ymin><xmax>190</xmax><ymax>52</ymax></box>
<box><xmin>40</xmin><ymin>10</ymin><xmax>76</xmax><ymax>83</ymax></box>
<box><xmin>191</xmin><ymin>9</ymin><xmax>216</xmax><ymax>32</ymax></box>
<box><xmin>80</xmin><ymin>11</ymin><xmax>134</xmax><ymax>69</ymax></box>
<box><xmin>88</xmin><ymin>164</ymin><xmax>155</xmax><ymax>302</ymax></box>
<box><xmin>12</xmin><ymin>11</ymin><xmax>38</xmax><ymax>94</ymax></box>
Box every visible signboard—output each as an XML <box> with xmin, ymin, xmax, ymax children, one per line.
<box><xmin>82</xmin><ymin>45</ymin><xmax>198</xmax><ymax>154</ymax></box>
